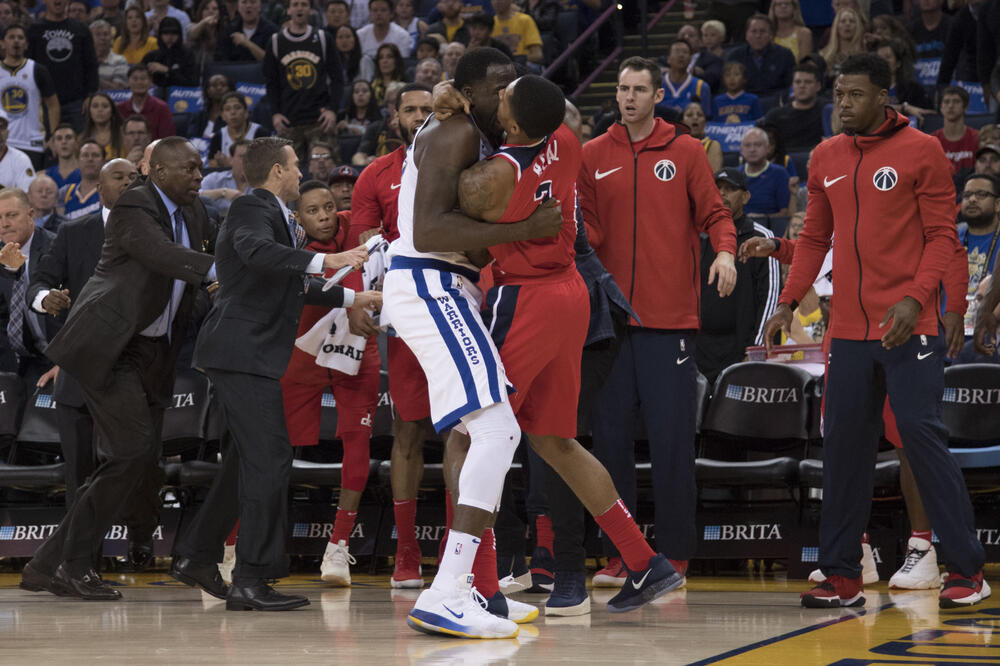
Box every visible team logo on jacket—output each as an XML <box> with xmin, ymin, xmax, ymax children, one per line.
<box><xmin>872</xmin><ymin>166</ymin><xmax>898</xmax><ymax>191</ymax></box>
<box><xmin>653</xmin><ymin>159</ymin><xmax>676</xmax><ymax>182</ymax></box>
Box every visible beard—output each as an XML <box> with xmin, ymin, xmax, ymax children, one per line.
<box><xmin>966</xmin><ymin>211</ymin><xmax>997</xmax><ymax>231</ymax></box>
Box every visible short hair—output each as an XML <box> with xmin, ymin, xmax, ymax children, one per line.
<box><xmin>368</xmin><ymin>0</ymin><xmax>392</xmax><ymax>9</ymax></box>
<box><xmin>838</xmin><ymin>53</ymin><xmax>891</xmax><ymax>91</ymax></box>
<box><xmin>793</xmin><ymin>61</ymin><xmax>820</xmax><ymax>82</ymax></box>
<box><xmin>964</xmin><ymin>172</ymin><xmax>998</xmax><ymax>192</ymax></box>
<box><xmin>746</xmin><ymin>12</ymin><xmax>773</xmax><ymax>33</ymax></box>
<box><xmin>78</xmin><ymin>138</ymin><xmax>104</xmax><ymax>155</ymax></box>
<box><xmin>415</xmin><ymin>36</ymin><xmax>439</xmax><ymax>54</ymax></box>
<box><xmin>398</xmin><ymin>82</ymin><xmax>433</xmax><ymax>98</ymax></box>
<box><xmin>618</xmin><ymin>56</ymin><xmax>661</xmax><ymax>88</ymax></box>
<box><xmin>52</xmin><ymin>123</ymin><xmax>75</xmax><ymax>136</ymax></box>
<box><xmin>29</xmin><ymin>173</ymin><xmax>56</xmax><ymax>191</ymax></box>
<box><xmin>90</xmin><ymin>18</ymin><xmax>111</xmax><ymax>32</ymax></box>
<box><xmin>465</xmin><ymin>13</ymin><xmax>494</xmax><ymax>30</ymax></box>
<box><xmin>309</xmin><ymin>140</ymin><xmax>334</xmax><ymax>156</ymax></box>
<box><xmin>243</xmin><ymin>137</ymin><xmax>294</xmax><ymax>187</ymax></box>
<box><xmin>124</xmin><ymin>115</ymin><xmax>150</xmax><ymax>131</ymax></box>
<box><xmin>742</xmin><ymin>126</ymin><xmax>770</xmax><ymax>147</ymax></box>
<box><xmin>221</xmin><ymin>91</ymin><xmax>248</xmax><ymax>109</ymax></box>
<box><xmin>702</xmin><ymin>19</ymin><xmax>725</xmax><ymax>39</ymax></box>
<box><xmin>299</xmin><ymin>179</ymin><xmax>333</xmax><ymax>198</ymax></box>
<box><xmin>230</xmin><ymin>138</ymin><xmax>251</xmax><ymax>156</ymax></box>
<box><xmin>667</xmin><ymin>38</ymin><xmax>691</xmax><ymax>54</ymax></box>
<box><xmin>722</xmin><ymin>60</ymin><xmax>745</xmax><ymax>77</ymax></box>
<box><xmin>328</xmin><ymin>0</ymin><xmax>348</xmax><ymax>7</ymax></box>
<box><xmin>454</xmin><ymin>47</ymin><xmax>513</xmax><ymax>91</ymax></box>
<box><xmin>416</xmin><ymin>57</ymin><xmax>442</xmax><ymax>71</ymax></box>
<box><xmin>0</xmin><ymin>188</ymin><xmax>29</xmax><ymax>208</ymax></box>
<box><xmin>128</xmin><ymin>63</ymin><xmax>150</xmax><ymax>78</ymax></box>
<box><xmin>941</xmin><ymin>85</ymin><xmax>970</xmax><ymax>109</ymax></box>
<box><xmin>149</xmin><ymin>136</ymin><xmax>195</xmax><ymax>168</ymax></box>
<box><xmin>1</xmin><ymin>23</ymin><xmax>24</xmax><ymax>38</ymax></box>
<box><xmin>508</xmin><ymin>75</ymin><xmax>565</xmax><ymax>139</ymax></box>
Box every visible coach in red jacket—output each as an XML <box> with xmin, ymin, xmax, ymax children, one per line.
<box><xmin>764</xmin><ymin>54</ymin><xmax>987</xmax><ymax>610</ymax></box>
<box><xmin>579</xmin><ymin>56</ymin><xmax>737</xmax><ymax>581</ymax></box>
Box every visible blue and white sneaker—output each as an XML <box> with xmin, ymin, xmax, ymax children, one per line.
<box><xmin>407</xmin><ymin>574</ymin><xmax>519</xmax><ymax>639</ymax></box>
<box><xmin>607</xmin><ymin>554</ymin><xmax>684</xmax><ymax>613</ymax></box>
<box><xmin>484</xmin><ymin>590</ymin><xmax>539</xmax><ymax>623</ymax></box>
<box><xmin>545</xmin><ymin>571</ymin><xmax>590</xmax><ymax>616</ymax></box>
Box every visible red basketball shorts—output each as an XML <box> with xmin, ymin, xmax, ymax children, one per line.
<box><xmin>386</xmin><ymin>334</ymin><xmax>431</xmax><ymax>422</ymax></box>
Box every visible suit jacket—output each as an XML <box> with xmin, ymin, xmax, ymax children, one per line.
<box><xmin>44</xmin><ymin>182</ymin><xmax>215</xmax><ymax>402</ymax></box>
<box><xmin>0</xmin><ymin>227</ymin><xmax>60</xmax><ymax>371</ymax></box>
<box><xmin>194</xmin><ymin>188</ymin><xmax>345</xmax><ymax>379</ymax></box>
<box><xmin>28</xmin><ymin>212</ymin><xmax>105</xmax><ymax>406</ymax></box>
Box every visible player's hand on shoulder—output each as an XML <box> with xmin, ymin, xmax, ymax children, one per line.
<box><xmin>432</xmin><ymin>80</ymin><xmax>470</xmax><ymax>121</ymax></box>
<box><xmin>523</xmin><ymin>198</ymin><xmax>562</xmax><ymax>240</ymax></box>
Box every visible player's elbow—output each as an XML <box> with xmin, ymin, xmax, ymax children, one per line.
<box><xmin>412</xmin><ymin>221</ymin><xmax>438</xmax><ymax>253</ymax></box>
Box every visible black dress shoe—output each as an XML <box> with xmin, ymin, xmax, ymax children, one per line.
<box><xmin>170</xmin><ymin>557</ymin><xmax>229</xmax><ymax>599</ymax></box>
<box><xmin>53</xmin><ymin>564</ymin><xmax>122</xmax><ymax>600</ymax></box>
<box><xmin>226</xmin><ymin>580</ymin><xmax>310</xmax><ymax>611</ymax></box>
<box><xmin>117</xmin><ymin>539</ymin><xmax>154</xmax><ymax>572</ymax></box>
<box><xmin>19</xmin><ymin>561</ymin><xmax>68</xmax><ymax>596</ymax></box>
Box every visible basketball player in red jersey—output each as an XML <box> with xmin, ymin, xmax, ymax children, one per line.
<box><xmin>348</xmin><ymin>83</ymin><xmax>434</xmax><ymax>588</ymax></box>
<box><xmin>455</xmin><ymin>75</ymin><xmax>683</xmax><ymax>613</ymax></box>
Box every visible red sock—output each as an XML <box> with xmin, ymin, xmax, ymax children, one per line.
<box><xmin>861</xmin><ymin>532</ymin><xmax>870</xmax><ymax>545</ymax></box>
<box><xmin>225</xmin><ymin>520</ymin><xmax>239</xmax><ymax>546</ymax></box>
<box><xmin>331</xmin><ymin>507</ymin><xmax>357</xmax><ymax>544</ymax></box>
<box><xmin>471</xmin><ymin>528</ymin><xmax>499</xmax><ymax>598</ymax></box>
<box><xmin>594</xmin><ymin>499</ymin><xmax>655</xmax><ymax>572</ymax></box>
<box><xmin>535</xmin><ymin>514</ymin><xmax>554</xmax><ymax>553</ymax></box>
<box><xmin>394</xmin><ymin>499</ymin><xmax>418</xmax><ymax>551</ymax></box>
<box><xmin>912</xmin><ymin>529</ymin><xmax>933</xmax><ymax>542</ymax></box>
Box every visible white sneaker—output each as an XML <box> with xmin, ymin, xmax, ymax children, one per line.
<box><xmin>809</xmin><ymin>542</ymin><xmax>879</xmax><ymax>585</ymax></box>
<box><xmin>407</xmin><ymin>574</ymin><xmax>519</xmax><ymax>639</ymax></box>
<box><xmin>483</xmin><ymin>590</ymin><xmax>539</xmax><ymax>623</ymax></box>
<box><xmin>218</xmin><ymin>544</ymin><xmax>235</xmax><ymax>584</ymax></box>
<box><xmin>321</xmin><ymin>539</ymin><xmax>356</xmax><ymax>586</ymax></box>
<box><xmin>499</xmin><ymin>572</ymin><xmax>531</xmax><ymax>595</ymax></box>
<box><xmin>889</xmin><ymin>537</ymin><xmax>941</xmax><ymax>589</ymax></box>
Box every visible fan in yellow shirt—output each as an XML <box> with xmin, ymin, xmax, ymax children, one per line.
<box><xmin>490</xmin><ymin>0</ymin><xmax>542</xmax><ymax>63</ymax></box>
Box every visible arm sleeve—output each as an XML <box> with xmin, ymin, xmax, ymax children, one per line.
<box><xmin>325</xmin><ymin>42</ymin><xmax>344</xmax><ymax>111</ymax></box>
<box><xmin>110</xmin><ymin>206</ymin><xmax>214</xmax><ymax>283</ymax></box>
<box><xmin>521</xmin><ymin>15</ymin><xmax>543</xmax><ymax>48</ymax></box>
<box><xmin>700</xmin><ymin>82</ymin><xmax>712</xmax><ymax>119</ymax></box>
<box><xmin>263</xmin><ymin>37</ymin><xmax>281</xmax><ymax>103</ymax></box>
<box><xmin>226</xmin><ymin>199</ymin><xmax>317</xmax><ymax>275</ymax></box>
<box><xmin>978</xmin><ymin>7</ymin><xmax>998</xmax><ymax>88</ymax></box>
<box><xmin>937</xmin><ymin>13</ymin><xmax>964</xmax><ymax>87</ymax></box>
<box><xmin>80</xmin><ymin>28</ymin><xmax>99</xmax><ymax>94</ymax></box>
<box><xmin>577</xmin><ymin>148</ymin><xmax>602</xmax><ymax>250</ymax></box>
<box><xmin>780</xmin><ymin>148</ymin><xmax>834</xmax><ymax>306</ymax></box>
<box><xmin>749</xmin><ymin>95</ymin><xmax>762</xmax><ymax>121</ymax></box>
<box><xmin>907</xmin><ymin>142</ymin><xmax>962</xmax><ymax>307</ymax></box>
<box><xmin>34</xmin><ymin>63</ymin><xmax>57</xmax><ymax>99</ymax></box>
<box><xmin>944</xmin><ymin>239</ymin><xmax>969</xmax><ymax>316</ymax></box>
<box><xmin>751</xmin><ymin>231</ymin><xmax>781</xmax><ymax>345</ymax></box>
<box><xmin>773</xmin><ymin>237</ymin><xmax>796</xmax><ymax>265</ymax></box>
<box><xmin>347</xmin><ymin>164</ymin><xmax>381</xmax><ymax>248</ymax></box>
<box><xmin>303</xmin><ymin>277</ymin><xmax>347</xmax><ymax>307</ymax></box>
<box><xmin>27</xmin><ymin>225</ymin><xmax>70</xmax><ymax>309</ymax></box>
<box><xmin>689</xmin><ymin>143</ymin><xmax>737</xmax><ymax>254</ymax></box>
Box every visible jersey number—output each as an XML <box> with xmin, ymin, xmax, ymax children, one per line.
<box><xmin>534</xmin><ymin>180</ymin><xmax>553</xmax><ymax>203</ymax></box>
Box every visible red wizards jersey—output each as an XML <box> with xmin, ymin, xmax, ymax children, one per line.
<box><xmin>488</xmin><ymin>123</ymin><xmax>580</xmax><ymax>283</ymax></box>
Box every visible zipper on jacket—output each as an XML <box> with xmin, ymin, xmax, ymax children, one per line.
<box><xmin>851</xmin><ymin>137</ymin><xmax>870</xmax><ymax>338</ymax></box>
<box><xmin>629</xmin><ymin>150</ymin><xmax>638</xmax><ymax>307</ymax></box>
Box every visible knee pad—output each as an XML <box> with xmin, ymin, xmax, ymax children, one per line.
<box><xmin>340</xmin><ymin>430</ymin><xmax>371</xmax><ymax>492</ymax></box>
<box><xmin>456</xmin><ymin>402</ymin><xmax>521</xmax><ymax>512</ymax></box>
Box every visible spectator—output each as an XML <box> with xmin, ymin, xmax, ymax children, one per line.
<box><xmin>142</xmin><ymin>17</ymin><xmax>199</xmax><ymax>90</ymax></box>
<box><xmin>372</xmin><ymin>43</ymin><xmax>405</xmax><ymax>107</ymax></box>
<box><xmin>328</xmin><ymin>164</ymin><xmax>356</xmax><ymax>210</ymax></box>
<box><xmin>200</xmin><ymin>138</ymin><xmax>251</xmax><ymax>216</ymax></box>
<box><xmin>769</xmin><ymin>0</ymin><xmax>813</xmax><ymax>63</ymax></box>
<box><xmin>682</xmin><ymin>101</ymin><xmax>723</xmax><ymax>173</ymax></box>
<box><xmin>975</xmin><ymin>144</ymin><xmax>1000</xmax><ymax>176</ymax></box>
<box><xmin>762</xmin><ymin>62</ymin><xmax>824</xmax><ymax>151</ymax></box>
<box><xmin>958</xmin><ymin>173</ymin><xmax>1000</xmax><ymax>333</ymax></box>
<box><xmin>394</xmin><ymin>0</ymin><xmax>426</xmax><ymax>54</ymax></box>
<box><xmin>465</xmin><ymin>14</ymin><xmax>513</xmax><ymax>57</ymax></box>
<box><xmin>0</xmin><ymin>0</ymin><xmax>15</xmax><ymax>27</ymax></box>
<box><xmin>215</xmin><ymin>0</ymin><xmax>278</xmax><ymax>62</ymax></box>
<box><xmin>28</xmin><ymin>174</ymin><xmax>64</xmax><ymax>232</ymax></box>
<box><xmin>441</xmin><ymin>41</ymin><xmax>465</xmax><ymax>80</ymax></box>
<box><xmin>263</xmin><ymin>0</ymin><xmax>344</xmax><ymax>163</ymax></box>
<box><xmin>934</xmin><ymin>85</ymin><xmax>979</xmax><ymax>174</ymax></box>
<box><xmin>426</xmin><ymin>0</ymin><xmax>469</xmax><ymax>46</ymax></box>
<box><xmin>709</xmin><ymin>0</ymin><xmax>759</xmax><ymax>45</ymax></box>
<box><xmin>909</xmin><ymin>0</ymin><xmax>951</xmax><ymax>61</ymax></box>
<box><xmin>116</xmin><ymin>64</ymin><xmax>177</xmax><ymax>140</ymax></box>
<box><xmin>352</xmin><ymin>80</ymin><xmax>404</xmax><ymax>165</ymax></box>
<box><xmin>981</xmin><ymin>123</ymin><xmax>1000</xmax><ymax>148</ymax></box>
<box><xmin>260</xmin><ymin>0</ymin><xmax>287</xmax><ymax>27</ymax></box>
<box><xmin>657</xmin><ymin>39</ymin><xmax>711</xmax><ymax>118</ymax></box>
<box><xmin>0</xmin><ymin>24</ymin><xmax>59</xmax><ymax>169</ymax></box>
<box><xmin>92</xmin><ymin>19</ymin><xmax>129</xmax><ymax>90</ymax></box>
<box><xmin>491</xmin><ymin>0</ymin><xmax>542</xmax><ymax>64</ymax></box>
<box><xmin>937</xmin><ymin>0</ymin><xmax>979</xmax><ymax>92</ymax></box>
<box><xmin>336</xmin><ymin>79</ymin><xmax>381</xmax><ymax>137</ymax></box>
<box><xmin>208</xmin><ymin>91</ymin><xmax>263</xmax><ymax>166</ymax></box>
<box><xmin>713</xmin><ymin>61</ymin><xmax>761</xmax><ymax>123</ymax></box>
<box><xmin>818</xmin><ymin>7</ymin><xmax>865</xmax><ymax>85</ymax></box>
<box><xmin>961</xmin><ymin>275</ymin><xmax>1000</xmax><ymax>364</ymax></box>
<box><xmin>122</xmin><ymin>115</ymin><xmax>151</xmax><ymax>165</ymax></box>
<box><xmin>697</xmin><ymin>167</ymin><xmax>779</xmax><ymax>384</ymax></box>
<box><xmin>305</xmin><ymin>140</ymin><xmax>335</xmax><ymax>181</ymax></box>
<box><xmin>865</xmin><ymin>13</ymin><xmax>916</xmax><ymax>62</ymax></box>
<box><xmin>412</xmin><ymin>57</ymin><xmax>442</xmax><ymax>88</ymax></box>
<box><xmin>189</xmin><ymin>0</ymin><xmax>222</xmax><ymax>72</ymax></box>
<box><xmin>335</xmin><ymin>25</ymin><xmax>375</xmax><ymax>85</ymax></box>
<box><xmin>113</xmin><ymin>7</ymin><xmax>160</xmax><ymax>65</ymax></box>
<box><xmin>44</xmin><ymin>124</ymin><xmax>80</xmax><ymax>189</ymax></box>
<box><xmin>700</xmin><ymin>19</ymin><xmax>726</xmax><ymax>59</ymax></box>
<box><xmin>0</xmin><ymin>110</ymin><xmax>34</xmax><ymax>190</ymax></box>
<box><xmin>414</xmin><ymin>36</ymin><xmax>441</xmax><ymax>62</ymax></box>
<box><xmin>66</xmin><ymin>0</ymin><xmax>88</xmax><ymax>25</ymax></box>
<box><xmin>761</xmin><ymin>123</ymin><xmax>797</xmax><ymax>179</ymax></box>
<box><xmin>345</xmin><ymin>0</ymin><xmax>370</xmax><ymax>30</ymax></box>
<box><xmin>190</xmin><ymin>73</ymin><xmax>233</xmax><ymax>141</ymax></box>
<box><xmin>726</xmin><ymin>13</ymin><xmax>796</xmax><ymax>96</ymax></box>
<box><xmin>679</xmin><ymin>22</ymin><xmax>721</xmax><ymax>93</ymax></box>
<box><xmin>876</xmin><ymin>38</ymin><xmax>933</xmax><ymax>125</ymax></box>
<box><xmin>323</xmin><ymin>0</ymin><xmax>350</xmax><ymax>31</ymax></box>
<box><xmin>146</xmin><ymin>0</ymin><xmax>191</xmax><ymax>38</ymax></box>
<box><xmin>425</xmin><ymin>0</ymin><xmax>493</xmax><ymax>22</ymax></box>
<box><xmin>740</xmin><ymin>126</ymin><xmax>792</xmax><ymax>216</ymax></box>
<box><xmin>26</xmin><ymin>0</ymin><xmax>98</xmax><ymax>133</ymax></box>
<box><xmin>95</xmin><ymin>0</ymin><xmax>124</xmax><ymax>34</ymax></box>
<box><xmin>358</xmin><ymin>0</ymin><xmax>413</xmax><ymax>58</ymax></box>
<box><xmin>59</xmin><ymin>138</ymin><xmax>102</xmax><ymax>219</ymax></box>
<box><xmin>81</xmin><ymin>91</ymin><xmax>126</xmax><ymax>159</ymax></box>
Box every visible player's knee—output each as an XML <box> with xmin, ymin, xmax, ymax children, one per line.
<box><xmin>463</xmin><ymin>402</ymin><xmax>520</xmax><ymax>459</ymax></box>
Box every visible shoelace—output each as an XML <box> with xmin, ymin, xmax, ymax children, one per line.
<box><xmin>898</xmin><ymin>546</ymin><xmax>926</xmax><ymax>574</ymax></box>
<box><xmin>470</xmin><ymin>585</ymin><xmax>490</xmax><ymax>611</ymax></box>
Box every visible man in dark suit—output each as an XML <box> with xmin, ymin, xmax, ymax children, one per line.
<box><xmin>171</xmin><ymin>136</ymin><xmax>376</xmax><ymax>611</ymax></box>
<box><xmin>19</xmin><ymin>138</ymin><xmax>217</xmax><ymax>601</ymax></box>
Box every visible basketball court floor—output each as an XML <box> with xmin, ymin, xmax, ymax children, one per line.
<box><xmin>3</xmin><ymin>567</ymin><xmax>998</xmax><ymax>664</ymax></box>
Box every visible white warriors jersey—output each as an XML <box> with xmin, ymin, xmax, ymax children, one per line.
<box><xmin>0</xmin><ymin>60</ymin><xmax>44</xmax><ymax>153</ymax></box>
<box><xmin>387</xmin><ymin>114</ymin><xmax>495</xmax><ymax>272</ymax></box>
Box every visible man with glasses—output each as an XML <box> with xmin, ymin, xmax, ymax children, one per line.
<box><xmin>307</xmin><ymin>141</ymin><xmax>335</xmax><ymax>183</ymax></box>
<box><xmin>123</xmin><ymin>116</ymin><xmax>152</xmax><ymax>167</ymax></box>
<box><xmin>958</xmin><ymin>174</ymin><xmax>1000</xmax><ymax>333</ymax></box>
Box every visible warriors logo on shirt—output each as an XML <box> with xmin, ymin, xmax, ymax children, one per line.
<box><xmin>653</xmin><ymin>159</ymin><xmax>676</xmax><ymax>182</ymax></box>
<box><xmin>872</xmin><ymin>166</ymin><xmax>898</xmax><ymax>192</ymax></box>
<box><xmin>281</xmin><ymin>50</ymin><xmax>322</xmax><ymax>91</ymax></box>
<box><xmin>1</xmin><ymin>86</ymin><xmax>28</xmax><ymax>116</ymax></box>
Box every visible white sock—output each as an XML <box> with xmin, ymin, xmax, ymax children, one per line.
<box><xmin>431</xmin><ymin>530</ymin><xmax>481</xmax><ymax>592</ymax></box>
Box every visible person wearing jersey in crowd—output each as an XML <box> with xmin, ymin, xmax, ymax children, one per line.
<box><xmin>456</xmin><ymin>74</ymin><xmax>685</xmax><ymax>617</ymax></box>
<box><xmin>263</xmin><ymin>0</ymin><xmax>344</xmax><ymax>165</ymax></box>
<box><xmin>762</xmin><ymin>53</ymin><xmax>988</xmax><ymax>609</ymax></box>
<box><xmin>347</xmin><ymin>81</ymin><xmax>434</xmax><ymax>589</ymax></box>
<box><xmin>60</xmin><ymin>139</ymin><xmax>103</xmax><ymax>220</ymax></box>
<box><xmin>0</xmin><ymin>25</ymin><xmax>60</xmax><ymax>169</ymax></box>
<box><xmin>0</xmin><ymin>109</ymin><xmax>35</xmax><ymax>191</ymax></box>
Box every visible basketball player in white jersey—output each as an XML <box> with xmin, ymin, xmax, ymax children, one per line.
<box><xmin>381</xmin><ymin>47</ymin><xmax>562</xmax><ymax>639</ymax></box>
<box><xmin>0</xmin><ymin>24</ymin><xmax>60</xmax><ymax>168</ymax></box>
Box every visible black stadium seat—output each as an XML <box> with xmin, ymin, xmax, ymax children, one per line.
<box><xmin>0</xmin><ymin>462</ymin><xmax>65</xmax><ymax>490</ymax></box>
<box><xmin>942</xmin><ymin>364</ymin><xmax>1000</xmax><ymax>487</ymax></box>
<box><xmin>0</xmin><ymin>372</ymin><xmax>23</xmax><ymax>442</ymax></box>
<box><xmin>161</xmin><ymin>369</ymin><xmax>212</xmax><ymax>457</ymax></box>
<box><xmin>204</xmin><ymin>61</ymin><xmax>266</xmax><ymax>85</ymax></box>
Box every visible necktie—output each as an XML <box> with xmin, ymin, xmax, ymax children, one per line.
<box><xmin>7</xmin><ymin>269</ymin><xmax>29</xmax><ymax>357</ymax></box>
<box><xmin>174</xmin><ymin>208</ymin><xmax>186</xmax><ymax>243</ymax></box>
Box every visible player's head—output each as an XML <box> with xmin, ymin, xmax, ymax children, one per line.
<box><xmin>149</xmin><ymin>137</ymin><xmax>202</xmax><ymax>205</ymax></box>
<box><xmin>617</xmin><ymin>56</ymin><xmax>664</xmax><ymax>126</ymax></box>
<box><xmin>244</xmin><ymin>137</ymin><xmax>300</xmax><ymax>202</ymax></box>
<box><xmin>98</xmin><ymin>158</ymin><xmax>138</xmax><ymax>210</ymax></box>
<box><xmin>395</xmin><ymin>83</ymin><xmax>433</xmax><ymax>146</ymax></box>
<box><xmin>497</xmin><ymin>75</ymin><xmax>565</xmax><ymax>143</ymax></box>
<box><xmin>453</xmin><ymin>47</ymin><xmax>516</xmax><ymax>138</ymax></box>
<box><xmin>835</xmin><ymin>53</ymin><xmax>890</xmax><ymax>135</ymax></box>
<box><xmin>296</xmin><ymin>180</ymin><xmax>339</xmax><ymax>242</ymax></box>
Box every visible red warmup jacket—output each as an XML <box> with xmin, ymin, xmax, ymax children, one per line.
<box><xmin>579</xmin><ymin>118</ymin><xmax>737</xmax><ymax>330</ymax></box>
<box><xmin>779</xmin><ymin>109</ymin><xmax>963</xmax><ymax>339</ymax></box>
<box><xmin>348</xmin><ymin>145</ymin><xmax>406</xmax><ymax>247</ymax></box>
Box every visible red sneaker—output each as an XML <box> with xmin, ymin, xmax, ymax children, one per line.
<box><xmin>939</xmin><ymin>571</ymin><xmax>991</xmax><ymax>609</ymax></box>
<box><xmin>800</xmin><ymin>575</ymin><xmax>864</xmax><ymax>608</ymax></box>
<box><xmin>592</xmin><ymin>557</ymin><xmax>627</xmax><ymax>588</ymax></box>
<box><xmin>391</xmin><ymin>545</ymin><xmax>424</xmax><ymax>589</ymax></box>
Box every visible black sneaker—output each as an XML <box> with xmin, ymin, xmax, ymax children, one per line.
<box><xmin>528</xmin><ymin>546</ymin><xmax>555</xmax><ymax>592</ymax></box>
<box><xmin>607</xmin><ymin>554</ymin><xmax>683</xmax><ymax>613</ymax></box>
<box><xmin>546</xmin><ymin>570</ymin><xmax>590</xmax><ymax>616</ymax></box>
